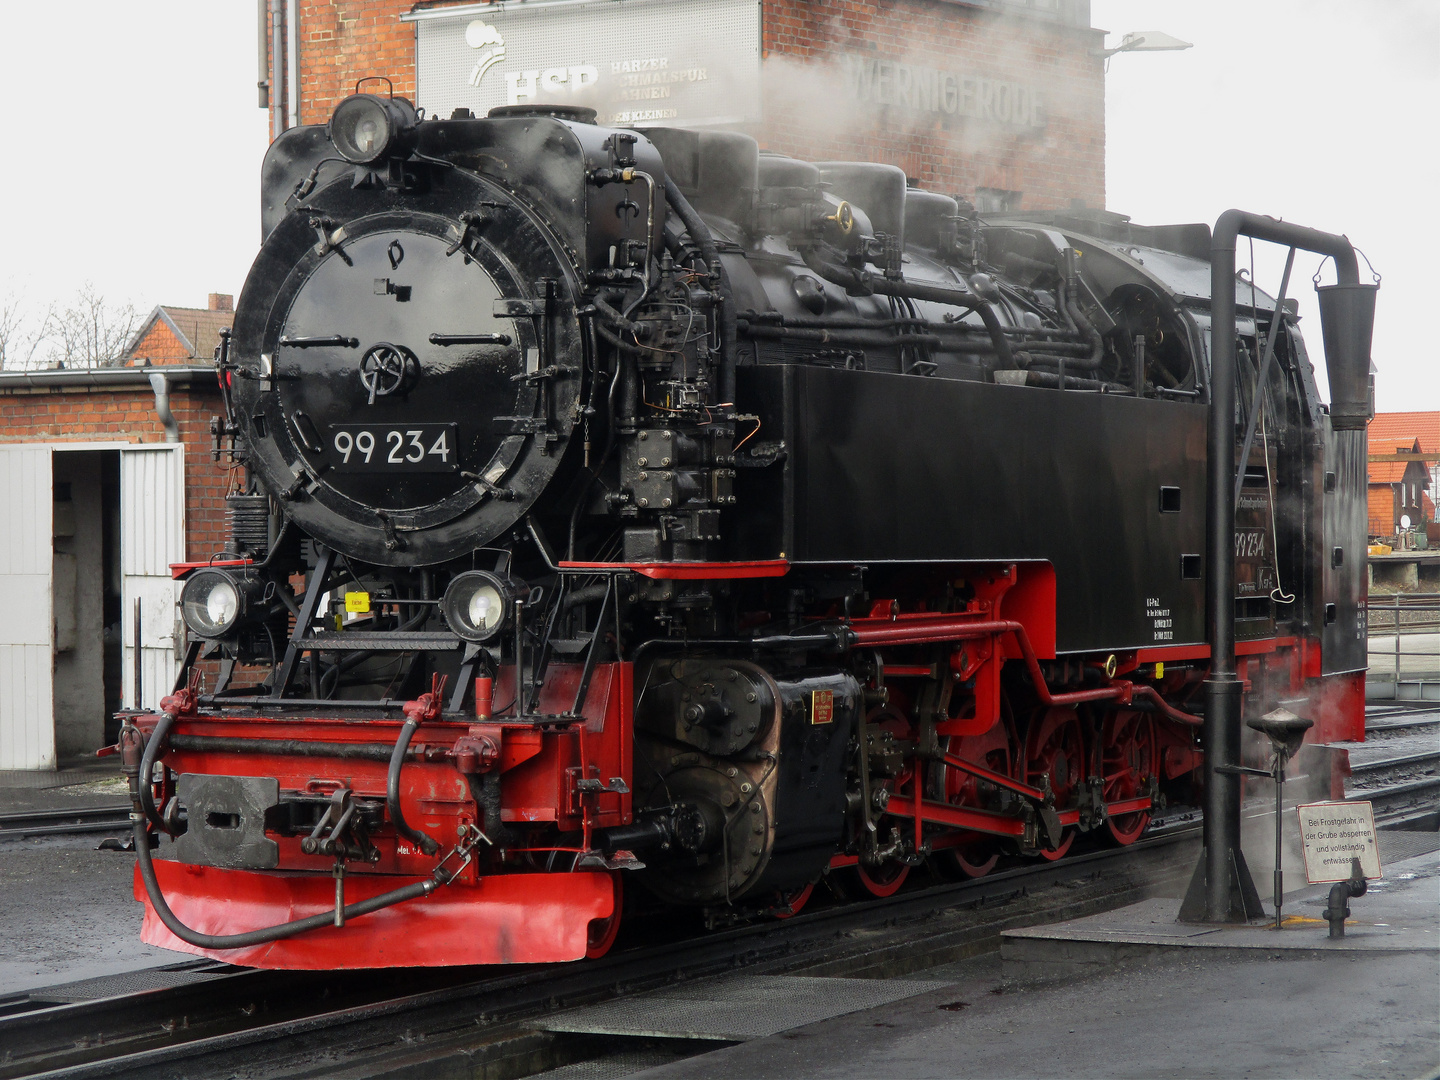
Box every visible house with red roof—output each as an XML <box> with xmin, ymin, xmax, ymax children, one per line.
<box><xmin>1367</xmin><ymin>411</ymin><xmax>1440</xmax><ymax>539</ymax></box>
<box><xmin>124</xmin><ymin>293</ymin><xmax>233</xmax><ymax>365</ymax></box>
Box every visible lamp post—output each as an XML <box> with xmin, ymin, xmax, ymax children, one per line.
<box><xmin>1095</xmin><ymin>30</ymin><xmax>1193</xmax><ymax>69</ymax></box>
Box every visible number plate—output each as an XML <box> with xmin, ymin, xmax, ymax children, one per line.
<box><xmin>328</xmin><ymin>423</ymin><xmax>458</xmax><ymax>472</ymax></box>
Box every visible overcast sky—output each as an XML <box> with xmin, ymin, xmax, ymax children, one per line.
<box><xmin>1</xmin><ymin>1</ymin><xmax>1434</xmax><ymax>411</ymax></box>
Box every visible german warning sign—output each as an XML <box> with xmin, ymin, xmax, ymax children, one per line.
<box><xmin>1296</xmin><ymin>801</ymin><xmax>1381</xmax><ymax>883</ymax></box>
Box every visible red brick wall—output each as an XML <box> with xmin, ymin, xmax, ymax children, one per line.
<box><xmin>0</xmin><ymin>386</ymin><xmax>231</xmax><ymax>563</ymax></box>
<box><xmin>294</xmin><ymin>0</ymin><xmax>453</xmax><ymax>125</ymax></box>
<box><xmin>291</xmin><ymin>1</ymin><xmax>1104</xmax><ymax>209</ymax></box>
<box><xmin>128</xmin><ymin>321</ymin><xmax>192</xmax><ymax>365</ymax></box>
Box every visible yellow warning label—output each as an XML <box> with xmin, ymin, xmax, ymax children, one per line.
<box><xmin>1155</xmin><ymin>661</ymin><xmax>1165</xmax><ymax>679</ymax></box>
<box><xmin>345</xmin><ymin>591</ymin><xmax>371</xmax><ymax>614</ymax></box>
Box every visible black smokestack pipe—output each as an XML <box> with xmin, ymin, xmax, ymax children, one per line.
<box><xmin>1189</xmin><ymin>211</ymin><xmax>1371</xmax><ymax>924</ymax></box>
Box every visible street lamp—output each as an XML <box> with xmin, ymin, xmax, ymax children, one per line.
<box><xmin>1097</xmin><ymin>30</ymin><xmax>1193</xmax><ymax>68</ymax></box>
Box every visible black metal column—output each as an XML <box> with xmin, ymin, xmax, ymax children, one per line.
<box><xmin>1183</xmin><ymin>210</ymin><xmax>1365</xmax><ymax>923</ymax></box>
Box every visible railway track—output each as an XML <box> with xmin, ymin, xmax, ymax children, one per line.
<box><xmin>1342</xmin><ymin>709</ymin><xmax>1440</xmax><ymax>827</ymax></box>
<box><xmin>3</xmin><ymin>714</ymin><xmax>1431</xmax><ymax>1079</ymax></box>
<box><xmin>0</xmin><ymin>828</ymin><xmax>1202</xmax><ymax>1080</ymax></box>
<box><xmin>0</xmin><ymin>805</ymin><xmax>133</xmax><ymax>841</ymax></box>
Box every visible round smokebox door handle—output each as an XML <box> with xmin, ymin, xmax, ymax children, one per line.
<box><xmin>358</xmin><ymin>342</ymin><xmax>414</xmax><ymax>405</ymax></box>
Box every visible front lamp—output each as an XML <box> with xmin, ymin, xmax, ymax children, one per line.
<box><xmin>443</xmin><ymin>571</ymin><xmax>522</xmax><ymax>643</ymax></box>
<box><xmin>181</xmin><ymin>569</ymin><xmax>260</xmax><ymax>639</ymax></box>
<box><xmin>328</xmin><ymin>93</ymin><xmax>418</xmax><ymax>165</ymax></box>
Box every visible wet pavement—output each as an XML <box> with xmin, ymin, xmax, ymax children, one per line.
<box><xmin>0</xmin><ymin>773</ymin><xmax>182</xmax><ymax>995</ymax></box>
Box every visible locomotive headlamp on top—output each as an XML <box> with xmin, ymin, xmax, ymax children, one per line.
<box><xmin>442</xmin><ymin>571</ymin><xmax>526</xmax><ymax>643</ymax></box>
<box><xmin>180</xmin><ymin>569</ymin><xmax>267</xmax><ymax>640</ymax></box>
<box><xmin>328</xmin><ymin>92</ymin><xmax>418</xmax><ymax>165</ymax></box>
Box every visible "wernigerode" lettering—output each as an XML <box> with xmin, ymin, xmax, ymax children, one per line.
<box><xmin>840</xmin><ymin>54</ymin><xmax>1044</xmax><ymax>129</ymax></box>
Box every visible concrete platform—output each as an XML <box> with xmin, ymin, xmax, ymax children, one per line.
<box><xmin>623</xmin><ymin>846</ymin><xmax>1440</xmax><ymax>1080</ymax></box>
<box><xmin>1001</xmin><ymin>832</ymin><xmax>1438</xmax><ymax>978</ymax></box>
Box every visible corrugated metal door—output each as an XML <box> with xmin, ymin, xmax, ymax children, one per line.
<box><xmin>121</xmin><ymin>446</ymin><xmax>185</xmax><ymax>710</ymax></box>
<box><xmin>0</xmin><ymin>446</ymin><xmax>55</xmax><ymax>770</ymax></box>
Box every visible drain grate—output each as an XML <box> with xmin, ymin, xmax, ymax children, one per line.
<box><xmin>28</xmin><ymin>965</ymin><xmax>230</xmax><ymax>1003</ymax></box>
<box><xmin>527</xmin><ymin>1048</ymin><xmax>695</xmax><ymax>1080</ymax></box>
<box><xmin>1378</xmin><ymin>829</ymin><xmax>1440</xmax><ymax>864</ymax></box>
<box><xmin>536</xmin><ymin>974</ymin><xmax>948</xmax><ymax>1041</ymax></box>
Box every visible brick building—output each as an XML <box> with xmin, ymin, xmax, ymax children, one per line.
<box><xmin>126</xmin><ymin>293</ymin><xmax>236</xmax><ymax>366</ymax></box>
<box><xmin>0</xmin><ymin>298</ymin><xmax>229</xmax><ymax>769</ymax></box>
<box><xmin>1367</xmin><ymin>411</ymin><xmax>1440</xmax><ymax>541</ymax></box>
<box><xmin>267</xmin><ymin>0</ymin><xmax>1104</xmax><ymax>212</ymax></box>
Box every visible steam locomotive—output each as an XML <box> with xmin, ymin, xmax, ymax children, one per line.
<box><xmin>118</xmin><ymin>91</ymin><xmax>1370</xmax><ymax>968</ymax></box>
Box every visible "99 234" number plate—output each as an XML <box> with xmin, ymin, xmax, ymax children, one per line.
<box><xmin>328</xmin><ymin>423</ymin><xmax>458</xmax><ymax>472</ymax></box>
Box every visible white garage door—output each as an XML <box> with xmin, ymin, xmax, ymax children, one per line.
<box><xmin>0</xmin><ymin>446</ymin><xmax>54</xmax><ymax>770</ymax></box>
<box><xmin>121</xmin><ymin>446</ymin><xmax>185</xmax><ymax>711</ymax></box>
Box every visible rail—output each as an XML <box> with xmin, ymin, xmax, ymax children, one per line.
<box><xmin>0</xmin><ymin>830</ymin><xmax>1199</xmax><ymax>1078</ymax></box>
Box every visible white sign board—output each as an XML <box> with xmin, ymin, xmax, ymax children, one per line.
<box><xmin>1297</xmin><ymin>801</ymin><xmax>1381</xmax><ymax>883</ymax></box>
<box><xmin>408</xmin><ymin>0</ymin><xmax>762</xmax><ymax>129</ymax></box>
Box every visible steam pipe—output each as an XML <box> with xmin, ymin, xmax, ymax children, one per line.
<box><xmin>1059</xmin><ymin>249</ymin><xmax>1106</xmax><ymax>370</ymax></box>
<box><xmin>845</xmin><ymin>615</ymin><xmax>1201</xmax><ymax>726</ymax></box>
<box><xmin>286</xmin><ymin>0</ymin><xmax>299</xmax><ymax>128</ymax></box>
<box><xmin>736</xmin><ymin>321</ymin><xmax>1094</xmax><ymax>358</ymax></box>
<box><xmin>738</xmin><ymin>311</ymin><xmax>1085</xmax><ymax>342</ymax></box>
<box><xmin>800</xmin><ymin>250</ymin><xmax>1016</xmax><ymax>370</ymax></box>
<box><xmin>269</xmin><ymin>0</ymin><xmax>284</xmax><ymax>140</ymax></box>
<box><xmin>661</xmin><ymin>175</ymin><xmax>736</xmax><ymax>405</ymax></box>
<box><xmin>256</xmin><ymin>0</ymin><xmax>270</xmax><ymax>108</ymax></box>
<box><xmin>1201</xmin><ymin>210</ymin><xmax>1361</xmax><ymax>924</ymax></box>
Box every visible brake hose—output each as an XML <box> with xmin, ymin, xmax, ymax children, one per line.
<box><xmin>125</xmin><ymin>714</ymin><xmax>443</xmax><ymax>950</ymax></box>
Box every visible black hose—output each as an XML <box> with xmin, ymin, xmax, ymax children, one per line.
<box><xmin>138</xmin><ymin>711</ymin><xmax>174</xmax><ymax>832</ymax></box>
<box><xmin>662</xmin><ymin>175</ymin><xmax>736</xmax><ymax>404</ymax></box>
<box><xmin>594</xmin><ymin>320</ymin><xmax>652</xmax><ymax>356</ymax></box>
<box><xmin>593</xmin><ymin>291</ymin><xmax>646</xmax><ymax>336</ymax></box>
<box><xmin>132</xmin><ymin>813</ymin><xmax>436</xmax><ymax>950</ymax></box>
<box><xmin>387</xmin><ymin>718</ymin><xmax>440</xmax><ymax>856</ymax></box>
<box><xmin>563</xmin><ymin>583</ymin><xmax>611</xmax><ymax>609</ymax></box>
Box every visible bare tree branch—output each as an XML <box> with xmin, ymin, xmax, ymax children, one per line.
<box><xmin>36</xmin><ymin>283</ymin><xmax>141</xmax><ymax>368</ymax></box>
<box><xmin>0</xmin><ymin>292</ymin><xmax>45</xmax><ymax>371</ymax></box>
